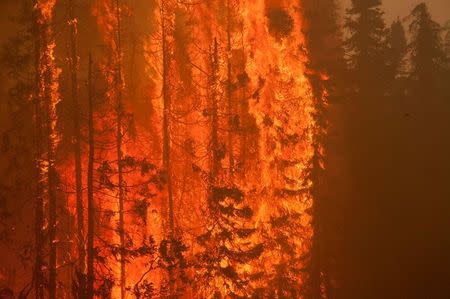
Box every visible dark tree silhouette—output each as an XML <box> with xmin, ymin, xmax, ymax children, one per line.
<box><xmin>387</xmin><ymin>19</ymin><xmax>407</xmax><ymax>79</ymax></box>
<box><xmin>302</xmin><ymin>1</ymin><xmax>345</xmax><ymax>297</ymax></box>
<box><xmin>195</xmin><ymin>187</ymin><xmax>263</xmax><ymax>298</ymax></box>
<box><xmin>409</xmin><ymin>3</ymin><xmax>445</xmax><ymax>99</ymax></box>
<box><xmin>386</xmin><ymin>19</ymin><xmax>407</xmax><ymax>99</ymax></box>
<box><xmin>86</xmin><ymin>54</ymin><xmax>95</xmax><ymax>299</ymax></box>
<box><xmin>345</xmin><ymin>0</ymin><xmax>387</xmax><ymax>99</ymax></box>
<box><xmin>261</xmin><ymin>211</ymin><xmax>305</xmax><ymax>298</ymax></box>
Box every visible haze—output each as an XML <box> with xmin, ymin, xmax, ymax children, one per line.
<box><xmin>344</xmin><ymin>0</ymin><xmax>450</xmax><ymax>23</ymax></box>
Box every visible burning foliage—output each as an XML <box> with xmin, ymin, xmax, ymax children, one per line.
<box><xmin>0</xmin><ymin>0</ymin><xmax>325</xmax><ymax>298</ymax></box>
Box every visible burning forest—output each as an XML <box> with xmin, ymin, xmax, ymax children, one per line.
<box><xmin>1</xmin><ymin>0</ymin><xmax>450</xmax><ymax>298</ymax></box>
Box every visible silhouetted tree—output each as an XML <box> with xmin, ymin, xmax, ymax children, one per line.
<box><xmin>86</xmin><ymin>54</ymin><xmax>95</xmax><ymax>299</ymax></box>
<box><xmin>158</xmin><ymin>1</ymin><xmax>178</xmax><ymax>295</ymax></box>
<box><xmin>388</xmin><ymin>19</ymin><xmax>407</xmax><ymax>78</ymax></box>
<box><xmin>106</xmin><ymin>1</ymin><xmax>127</xmax><ymax>297</ymax></box>
<box><xmin>345</xmin><ymin>0</ymin><xmax>388</xmax><ymax>99</ymax></box>
<box><xmin>408</xmin><ymin>3</ymin><xmax>445</xmax><ymax>100</ymax></box>
<box><xmin>195</xmin><ymin>187</ymin><xmax>263</xmax><ymax>298</ymax></box>
<box><xmin>386</xmin><ymin>18</ymin><xmax>408</xmax><ymax>99</ymax></box>
<box><xmin>66</xmin><ymin>1</ymin><xmax>86</xmax><ymax>297</ymax></box>
<box><xmin>157</xmin><ymin>236</ymin><xmax>188</xmax><ymax>297</ymax></box>
<box><xmin>96</xmin><ymin>154</ymin><xmax>161</xmax><ymax>297</ymax></box>
<box><xmin>302</xmin><ymin>1</ymin><xmax>345</xmax><ymax>297</ymax></box>
<box><xmin>261</xmin><ymin>211</ymin><xmax>305</xmax><ymax>298</ymax></box>
<box><xmin>33</xmin><ymin>1</ymin><xmax>61</xmax><ymax>298</ymax></box>
<box><xmin>208</xmin><ymin>39</ymin><xmax>221</xmax><ymax>186</ymax></box>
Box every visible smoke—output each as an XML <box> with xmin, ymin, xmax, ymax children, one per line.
<box><xmin>267</xmin><ymin>7</ymin><xmax>294</xmax><ymax>39</ymax></box>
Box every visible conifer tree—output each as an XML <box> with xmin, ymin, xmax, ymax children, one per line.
<box><xmin>86</xmin><ymin>54</ymin><xmax>95</xmax><ymax>299</ymax></box>
<box><xmin>262</xmin><ymin>211</ymin><xmax>305</xmax><ymax>298</ymax></box>
<box><xmin>158</xmin><ymin>1</ymin><xmax>187</xmax><ymax>296</ymax></box>
<box><xmin>32</xmin><ymin>1</ymin><xmax>61</xmax><ymax>297</ymax></box>
<box><xmin>342</xmin><ymin>3</ymin><xmax>396</xmax><ymax>298</ymax></box>
<box><xmin>387</xmin><ymin>19</ymin><xmax>407</xmax><ymax>98</ymax></box>
<box><xmin>409</xmin><ymin>3</ymin><xmax>445</xmax><ymax>99</ymax></box>
<box><xmin>67</xmin><ymin>0</ymin><xmax>86</xmax><ymax>296</ymax></box>
<box><xmin>302</xmin><ymin>1</ymin><xmax>344</xmax><ymax>297</ymax></box>
<box><xmin>345</xmin><ymin>0</ymin><xmax>388</xmax><ymax>99</ymax></box>
<box><xmin>195</xmin><ymin>187</ymin><xmax>263</xmax><ymax>298</ymax></box>
<box><xmin>388</xmin><ymin>19</ymin><xmax>407</xmax><ymax>79</ymax></box>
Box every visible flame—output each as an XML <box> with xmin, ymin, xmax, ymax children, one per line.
<box><xmin>36</xmin><ymin>0</ymin><xmax>61</xmax><ymax>157</ymax></box>
<box><xmin>241</xmin><ymin>0</ymin><xmax>316</xmax><ymax>292</ymax></box>
<box><xmin>57</xmin><ymin>0</ymin><xmax>321</xmax><ymax>297</ymax></box>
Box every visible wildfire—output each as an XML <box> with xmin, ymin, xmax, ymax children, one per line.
<box><xmin>42</xmin><ymin>0</ymin><xmax>320</xmax><ymax>297</ymax></box>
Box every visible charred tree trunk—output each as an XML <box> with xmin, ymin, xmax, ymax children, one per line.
<box><xmin>238</xmin><ymin>89</ymin><xmax>245</xmax><ymax>172</ymax></box>
<box><xmin>310</xmin><ymin>153</ymin><xmax>323</xmax><ymax>299</ymax></box>
<box><xmin>161</xmin><ymin>0</ymin><xmax>174</xmax><ymax>238</ymax></box>
<box><xmin>32</xmin><ymin>6</ymin><xmax>45</xmax><ymax>297</ymax></box>
<box><xmin>47</xmin><ymin>128</ymin><xmax>58</xmax><ymax>299</ymax></box>
<box><xmin>68</xmin><ymin>1</ymin><xmax>86</xmax><ymax>295</ymax></box>
<box><xmin>33</xmin><ymin>108</ymin><xmax>45</xmax><ymax>299</ymax></box>
<box><xmin>43</xmin><ymin>30</ymin><xmax>58</xmax><ymax>299</ymax></box>
<box><xmin>31</xmin><ymin>3</ymin><xmax>60</xmax><ymax>298</ymax></box>
<box><xmin>114</xmin><ymin>1</ymin><xmax>126</xmax><ymax>298</ymax></box>
<box><xmin>209</xmin><ymin>39</ymin><xmax>220</xmax><ymax>182</ymax></box>
<box><xmin>226</xmin><ymin>0</ymin><xmax>234</xmax><ymax>178</ymax></box>
<box><xmin>161</xmin><ymin>2</ymin><xmax>175</xmax><ymax>295</ymax></box>
<box><xmin>237</xmin><ymin>27</ymin><xmax>250</xmax><ymax>177</ymax></box>
<box><xmin>86</xmin><ymin>54</ymin><xmax>95</xmax><ymax>299</ymax></box>
<box><xmin>35</xmin><ymin>7</ymin><xmax>59</xmax><ymax>299</ymax></box>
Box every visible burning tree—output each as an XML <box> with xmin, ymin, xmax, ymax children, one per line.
<box><xmin>261</xmin><ymin>211</ymin><xmax>306</xmax><ymax>298</ymax></box>
<box><xmin>195</xmin><ymin>186</ymin><xmax>263</xmax><ymax>298</ymax></box>
<box><xmin>32</xmin><ymin>1</ymin><xmax>61</xmax><ymax>298</ymax></box>
<box><xmin>1</xmin><ymin>0</ymin><xmax>325</xmax><ymax>297</ymax></box>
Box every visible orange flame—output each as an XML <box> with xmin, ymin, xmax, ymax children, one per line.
<box><xmin>60</xmin><ymin>0</ymin><xmax>322</xmax><ymax>297</ymax></box>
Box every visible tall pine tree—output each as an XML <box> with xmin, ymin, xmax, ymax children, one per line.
<box><xmin>386</xmin><ymin>19</ymin><xmax>407</xmax><ymax>99</ymax></box>
<box><xmin>388</xmin><ymin>19</ymin><xmax>407</xmax><ymax>79</ymax></box>
<box><xmin>409</xmin><ymin>3</ymin><xmax>445</xmax><ymax>100</ymax></box>
<box><xmin>302</xmin><ymin>1</ymin><xmax>345</xmax><ymax>297</ymax></box>
<box><xmin>345</xmin><ymin>0</ymin><xmax>387</xmax><ymax>99</ymax></box>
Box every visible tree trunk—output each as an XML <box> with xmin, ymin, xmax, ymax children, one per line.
<box><xmin>161</xmin><ymin>1</ymin><xmax>175</xmax><ymax>295</ymax></box>
<box><xmin>114</xmin><ymin>1</ymin><xmax>126</xmax><ymax>298</ymax></box>
<box><xmin>86</xmin><ymin>54</ymin><xmax>95</xmax><ymax>299</ymax></box>
<box><xmin>310</xmin><ymin>155</ymin><xmax>323</xmax><ymax>299</ymax></box>
<box><xmin>44</xmin><ymin>32</ymin><xmax>58</xmax><ymax>299</ymax></box>
<box><xmin>226</xmin><ymin>0</ymin><xmax>234</xmax><ymax>178</ymax></box>
<box><xmin>33</xmin><ymin>7</ymin><xmax>45</xmax><ymax>296</ymax></box>
<box><xmin>36</xmin><ymin>15</ymin><xmax>59</xmax><ymax>299</ymax></box>
<box><xmin>47</xmin><ymin>116</ymin><xmax>58</xmax><ymax>299</ymax></box>
<box><xmin>237</xmin><ymin>25</ymin><xmax>250</xmax><ymax>178</ymax></box>
<box><xmin>69</xmin><ymin>1</ymin><xmax>85</xmax><ymax>296</ymax></box>
<box><xmin>210</xmin><ymin>39</ymin><xmax>220</xmax><ymax>182</ymax></box>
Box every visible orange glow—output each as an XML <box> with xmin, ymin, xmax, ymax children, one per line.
<box><xmin>59</xmin><ymin>0</ymin><xmax>321</xmax><ymax>297</ymax></box>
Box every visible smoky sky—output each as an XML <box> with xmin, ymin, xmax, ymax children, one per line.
<box><xmin>1</xmin><ymin>1</ymin><xmax>449</xmax><ymax>25</ymax></box>
<box><xmin>344</xmin><ymin>0</ymin><xmax>450</xmax><ymax>24</ymax></box>
<box><xmin>385</xmin><ymin>0</ymin><xmax>449</xmax><ymax>23</ymax></box>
